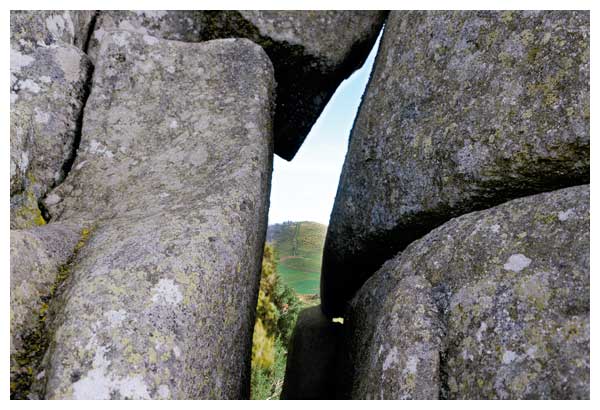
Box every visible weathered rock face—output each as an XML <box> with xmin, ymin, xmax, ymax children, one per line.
<box><xmin>11</xmin><ymin>10</ymin><xmax>96</xmax><ymax>50</ymax></box>
<box><xmin>87</xmin><ymin>10</ymin><xmax>386</xmax><ymax>160</ymax></box>
<box><xmin>322</xmin><ymin>10</ymin><xmax>590</xmax><ymax>317</ymax></box>
<box><xmin>10</xmin><ymin>223</ymin><xmax>85</xmax><ymax>399</ymax></box>
<box><xmin>35</xmin><ymin>32</ymin><xmax>275</xmax><ymax>399</ymax></box>
<box><xmin>342</xmin><ymin>185</ymin><xmax>589</xmax><ymax>399</ymax></box>
<box><xmin>281</xmin><ymin>306</ymin><xmax>342</xmax><ymax>399</ymax></box>
<box><xmin>10</xmin><ymin>11</ymin><xmax>93</xmax><ymax>229</ymax></box>
<box><xmin>86</xmin><ymin>10</ymin><xmax>202</xmax><ymax>62</ymax></box>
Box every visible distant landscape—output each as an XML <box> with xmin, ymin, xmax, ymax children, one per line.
<box><xmin>266</xmin><ymin>221</ymin><xmax>327</xmax><ymax>296</ymax></box>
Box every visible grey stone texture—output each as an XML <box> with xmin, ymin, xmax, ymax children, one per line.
<box><xmin>10</xmin><ymin>11</ymin><xmax>93</xmax><ymax>229</ymax></box>
<box><xmin>10</xmin><ymin>9</ymin><xmax>591</xmax><ymax>401</ymax></box>
<box><xmin>322</xmin><ymin>10</ymin><xmax>590</xmax><ymax>317</ymax></box>
<box><xmin>342</xmin><ymin>185</ymin><xmax>589</xmax><ymax>399</ymax></box>
<box><xmin>10</xmin><ymin>222</ymin><xmax>84</xmax><ymax>399</ymax></box>
<box><xmin>86</xmin><ymin>11</ymin><xmax>202</xmax><ymax>63</ymax></box>
<box><xmin>35</xmin><ymin>31</ymin><xmax>275</xmax><ymax>399</ymax></box>
<box><xmin>11</xmin><ymin>11</ymin><xmax>96</xmax><ymax>50</ymax></box>
<box><xmin>87</xmin><ymin>10</ymin><xmax>387</xmax><ymax>159</ymax></box>
<box><xmin>281</xmin><ymin>306</ymin><xmax>342</xmax><ymax>399</ymax></box>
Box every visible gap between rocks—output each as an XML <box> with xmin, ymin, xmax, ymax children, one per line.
<box><xmin>252</xmin><ymin>26</ymin><xmax>384</xmax><ymax>400</ymax></box>
<box><xmin>39</xmin><ymin>17</ymin><xmax>98</xmax><ymax>223</ymax></box>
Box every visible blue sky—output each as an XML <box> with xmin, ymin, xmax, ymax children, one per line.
<box><xmin>267</xmin><ymin>32</ymin><xmax>382</xmax><ymax>226</ymax></box>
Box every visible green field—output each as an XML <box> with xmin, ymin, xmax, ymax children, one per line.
<box><xmin>266</xmin><ymin>221</ymin><xmax>327</xmax><ymax>295</ymax></box>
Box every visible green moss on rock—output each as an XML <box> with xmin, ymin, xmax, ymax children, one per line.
<box><xmin>11</xmin><ymin>226</ymin><xmax>93</xmax><ymax>399</ymax></box>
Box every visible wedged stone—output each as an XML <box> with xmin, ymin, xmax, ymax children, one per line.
<box><xmin>87</xmin><ymin>10</ymin><xmax>386</xmax><ymax>160</ymax></box>
<box><xmin>343</xmin><ymin>185</ymin><xmax>589</xmax><ymax>399</ymax></box>
<box><xmin>11</xmin><ymin>10</ymin><xmax>96</xmax><ymax>50</ymax></box>
<box><xmin>10</xmin><ymin>11</ymin><xmax>93</xmax><ymax>229</ymax></box>
<box><xmin>281</xmin><ymin>306</ymin><xmax>342</xmax><ymax>399</ymax></box>
<box><xmin>322</xmin><ymin>10</ymin><xmax>590</xmax><ymax>317</ymax></box>
<box><xmin>10</xmin><ymin>222</ymin><xmax>84</xmax><ymax>399</ymax></box>
<box><xmin>37</xmin><ymin>32</ymin><xmax>275</xmax><ymax>399</ymax></box>
<box><xmin>86</xmin><ymin>11</ymin><xmax>204</xmax><ymax>63</ymax></box>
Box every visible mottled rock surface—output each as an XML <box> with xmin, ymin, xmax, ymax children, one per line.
<box><xmin>322</xmin><ymin>10</ymin><xmax>590</xmax><ymax>317</ymax></box>
<box><xmin>87</xmin><ymin>10</ymin><xmax>386</xmax><ymax>159</ymax></box>
<box><xmin>86</xmin><ymin>10</ymin><xmax>202</xmax><ymax>62</ymax></box>
<box><xmin>11</xmin><ymin>10</ymin><xmax>96</xmax><ymax>50</ymax></box>
<box><xmin>36</xmin><ymin>32</ymin><xmax>275</xmax><ymax>399</ymax></box>
<box><xmin>342</xmin><ymin>185</ymin><xmax>589</xmax><ymax>399</ymax></box>
<box><xmin>10</xmin><ymin>223</ymin><xmax>84</xmax><ymax>398</ymax></box>
<box><xmin>10</xmin><ymin>11</ymin><xmax>93</xmax><ymax>229</ymax></box>
<box><xmin>281</xmin><ymin>306</ymin><xmax>342</xmax><ymax>399</ymax></box>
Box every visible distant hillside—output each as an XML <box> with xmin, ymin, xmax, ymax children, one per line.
<box><xmin>266</xmin><ymin>221</ymin><xmax>327</xmax><ymax>295</ymax></box>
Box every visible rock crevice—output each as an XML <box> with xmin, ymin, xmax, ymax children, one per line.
<box><xmin>10</xmin><ymin>11</ymin><xmax>95</xmax><ymax>229</ymax></box>
<box><xmin>10</xmin><ymin>9</ymin><xmax>590</xmax><ymax>401</ymax></box>
<box><xmin>10</xmin><ymin>223</ymin><xmax>91</xmax><ymax>399</ymax></box>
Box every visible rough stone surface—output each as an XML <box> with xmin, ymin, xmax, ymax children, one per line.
<box><xmin>86</xmin><ymin>11</ymin><xmax>203</xmax><ymax>62</ymax></box>
<box><xmin>87</xmin><ymin>10</ymin><xmax>386</xmax><ymax>159</ymax></box>
<box><xmin>11</xmin><ymin>10</ymin><xmax>96</xmax><ymax>50</ymax></box>
<box><xmin>281</xmin><ymin>306</ymin><xmax>342</xmax><ymax>399</ymax></box>
<box><xmin>10</xmin><ymin>222</ymin><xmax>83</xmax><ymax>398</ymax></box>
<box><xmin>36</xmin><ymin>32</ymin><xmax>275</xmax><ymax>399</ymax></box>
<box><xmin>322</xmin><ymin>10</ymin><xmax>590</xmax><ymax>317</ymax></box>
<box><xmin>342</xmin><ymin>185</ymin><xmax>589</xmax><ymax>399</ymax></box>
<box><xmin>10</xmin><ymin>11</ymin><xmax>93</xmax><ymax>229</ymax></box>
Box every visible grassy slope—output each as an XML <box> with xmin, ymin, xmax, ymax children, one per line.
<box><xmin>267</xmin><ymin>221</ymin><xmax>327</xmax><ymax>295</ymax></box>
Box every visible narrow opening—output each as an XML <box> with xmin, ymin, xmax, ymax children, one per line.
<box><xmin>250</xmin><ymin>29</ymin><xmax>383</xmax><ymax>400</ymax></box>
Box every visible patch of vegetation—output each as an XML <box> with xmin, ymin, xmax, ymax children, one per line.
<box><xmin>13</xmin><ymin>189</ymin><xmax>47</xmax><ymax>229</ymax></box>
<box><xmin>250</xmin><ymin>244</ymin><xmax>303</xmax><ymax>400</ymax></box>
<box><xmin>251</xmin><ymin>337</ymin><xmax>288</xmax><ymax>400</ymax></box>
<box><xmin>276</xmin><ymin>265</ymin><xmax>320</xmax><ymax>295</ymax></box>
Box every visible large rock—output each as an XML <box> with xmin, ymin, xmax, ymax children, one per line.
<box><xmin>10</xmin><ymin>222</ymin><xmax>85</xmax><ymax>399</ymax></box>
<box><xmin>10</xmin><ymin>11</ymin><xmax>93</xmax><ymax>229</ymax></box>
<box><xmin>281</xmin><ymin>306</ymin><xmax>342</xmax><ymax>399</ymax></box>
<box><xmin>87</xmin><ymin>10</ymin><xmax>387</xmax><ymax>160</ymax></box>
<box><xmin>322</xmin><ymin>10</ymin><xmax>590</xmax><ymax>317</ymax></box>
<box><xmin>342</xmin><ymin>185</ymin><xmax>589</xmax><ymax>399</ymax></box>
<box><xmin>35</xmin><ymin>32</ymin><xmax>275</xmax><ymax>399</ymax></box>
